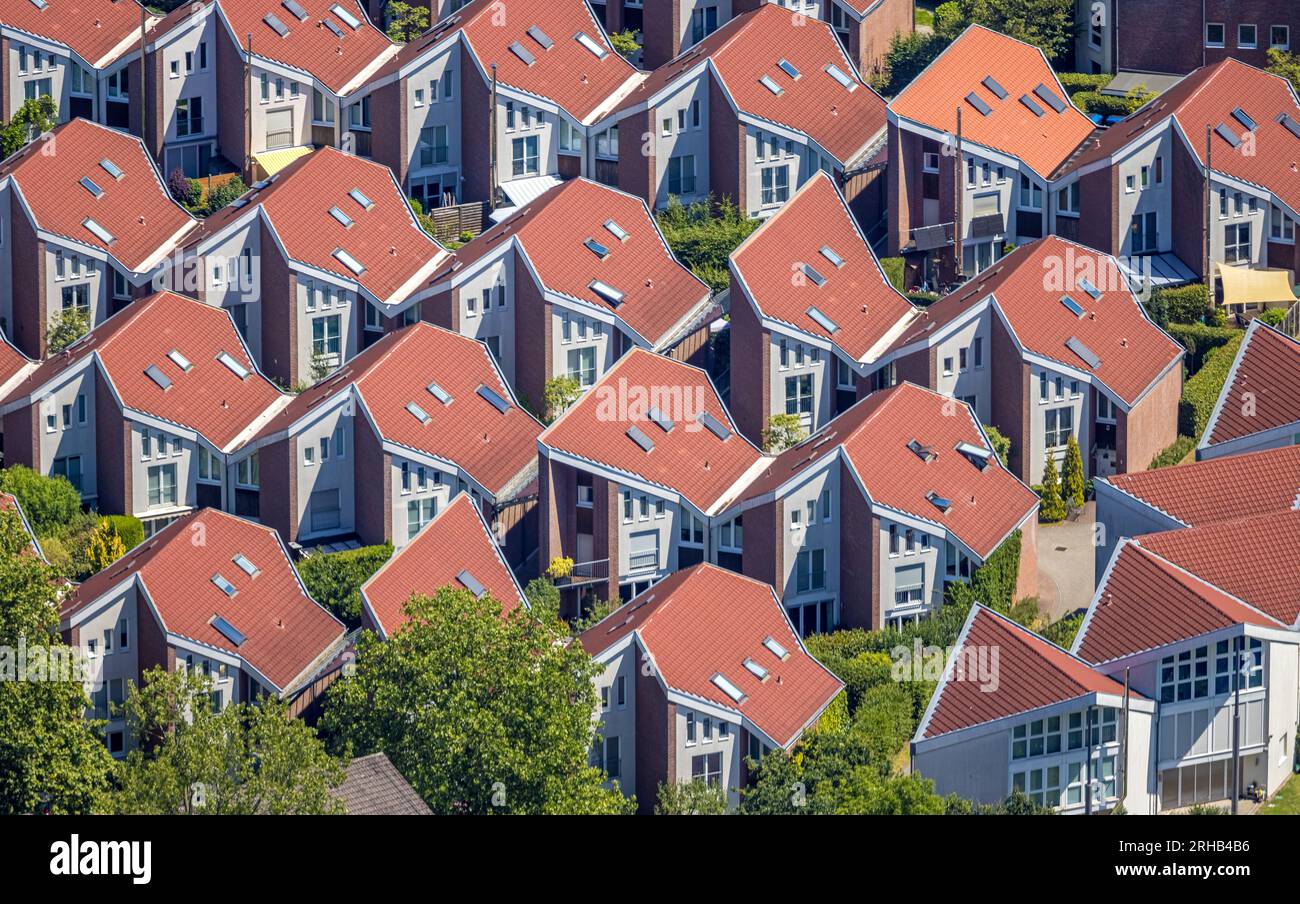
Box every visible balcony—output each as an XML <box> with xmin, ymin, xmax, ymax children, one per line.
<box><xmin>628</xmin><ymin>550</ymin><xmax>660</xmax><ymax>573</ymax></box>
<box><xmin>553</xmin><ymin>558</ymin><xmax>609</xmax><ymax>588</ymax></box>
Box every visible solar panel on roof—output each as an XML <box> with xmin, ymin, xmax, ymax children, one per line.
<box><xmin>981</xmin><ymin>76</ymin><xmax>1008</xmax><ymax>99</ymax></box>
<box><xmin>1232</xmin><ymin>107</ymin><xmax>1257</xmax><ymax>132</ymax></box>
<box><xmin>477</xmin><ymin>384</ymin><xmax>510</xmax><ymax>413</ymax></box>
<box><xmin>1078</xmin><ymin>278</ymin><xmax>1102</xmax><ymax>300</ymax></box>
<box><xmin>211</xmin><ymin>614</ymin><xmax>246</xmax><ymax>646</ymax></box>
<box><xmin>778</xmin><ymin>59</ymin><xmax>800</xmax><ymax>79</ymax></box>
<box><xmin>1020</xmin><ymin>94</ymin><xmax>1045</xmax><ymax>117</ymax></box>
<box><xmin>801</xmin><ymin>263</ymin><xmax>827</xmax><ymax>287</ymax></box>
<box><xmin>527</xmin><ymin>25</ymin><xmax>554</xmax><ymax>49</ymax></box>
<box><xmin>144</xmin><ymin>364</ymin><xmax>172</xmax><ymax>390</ymax></box>
<box><xmin>1215</xmin><ymin>123</ymin><xmax>1241</xmax><ymax>148</ymax></box>
<box><xmin>1066</xmin><ymin>336</ymin><xmax>1101</xmax><ymax>368</ymax></box>
<box><xmin>1033</xmin><ymin>84</ymin><xmax>1067</xmax><ymax>113</ymax></box>
<box><xmin>1060</xmin><ymin>294</ymin><xmax>1085</xmax><ymax>317</ymax></box>
<box><xmin>584</xmin><ymin>237</ymin><xmax>610</xmax><ymax>259</ymax></box>
<box><xmin>626</xmin><ymin>425</ymin><xmax>654</xmax><ymax>452</ymax></box>
<box><xmin>965</xmin><ymin>92</ymin><xmax>992</xmax><ymax>116</ymax></box>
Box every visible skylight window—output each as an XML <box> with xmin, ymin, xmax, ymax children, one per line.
<box><xmin>349</xmin><ymin>188</ymin><xmax>374</xmax><ymax>210</ymax></box>
<box><xmin>801</xmin><ymin>263</ymin><xmax>827</xmax><ymax>287</ymax></box>
<box><xmin>763</xmin><ymin>636</ymin><xmax>789</xmax><ymax>660</ymax></box>
<box><xmin>1078</xmin><ymin>278</ymin><xmax>1102</xmax><ymax>300</ymax></box>
<box><xmin>981</xmin><ymin>75</ymin><xmax>1008</xmax><ymax>99</ymax></box>
<box><xmin>457</xmin><ymin>569</ymin><xmax>488</xmax><ymax>599</ymax></box>
<box><xmin>604</xmin><ymin>219</ymin><xmax>629</xmax><ymax>242</ymax></box>
<box><xmin>167</xmin><ymin>349</ymin><xmax>192</xmax><ymax>372</ymax></box>
<box><xmin>575</xmin><ymin>32</ymin><xmax>607</xmax><ymax>59</ymax></box>
<box><xmin>819</xmin><ymin>245</ymin><xmax>844</xmax><ymax>268</ymax></box>
<box><xmin>509</xmin><ymin>41</ymin><xmax>536</xmax><ymax>66</ymax></box>
<box><xmin>807</xmin><ymin>306</ymin><xmax>839</xmax><ymax>334</ymax></box>
<box><xmin>282</xmin><ymin>0</ymin><xmax>308</xmax><ymax>20</ymax></box>
<box><xmin>527</xmin><ymin>26</ymin><xmax>554</xmax><ymax>49</ymax></box>
<box><xmin>211</xmin><ymin>614</ymin><xmax>246</xmax><ymax>646</ymax></box>
<box><xmin>29</xmin><ymin>0</ymin><xmax>49</xmax><ymax>9</ymax></box>
<box><xmin>647</xmin><ymin>406</ymin><xmax>675</xmax><ymax>433</ymax></box>
<box><xmin>427</xmin><ymin>381</ymin><xmax>453</xmax><ymax>405</ymax></box>
<box><xmin>331</xmin><ymin>4</ymin><xmax>361</xmax><ymax>28</ymax></box>
<box><xmin>778</xmin><ymin>59</ymin><xmax>800</xmax><ymax>79</ymax></box>
<box><xmin>406</xmin><ymin>401</ymin><xmax>431</xmax><ymax>424</ymax></box>
<box><xmin>99</xmin><ymin>158</ymin><xmax>124</xmax><ymax>180</ymax></box>
<box><xmin>144</xmin><ymin>364</ymin><xmax>172</xmax><ymax>390</ymax></box>
<box><xmin>80</xmin><ymin>176</ymin><xmax>103</xmax><ymax>199</ymax></box>
<box><xmin>263</xmin><ymin>13</ymin><xmax>290</xmax><ymax>37</ymax></box>
<box><xmin>907</xmin><ymin>439</ymin><xmax>936</xmax><ymax>462</ymax></box>
<box><xmin>1214</xmin><ymin>123</ymin><xmax>1241</xmax><ymax>148</ymax></box>
<box><xmin>697</xmin><ymin>411</ymin><xmax>731</xmax><ymax>441</ymax></box>
<box><xmin>711</xmin><ymin>673</ymin><xmax>747</xmax><ymax>705</ymax></box>
<box><xmin>329</xmin><ymin>206</ymin><xmax>354</xmax><ymax>228</ymax></box>
<box><xmin>1060</xmin><ymin>294</ymin><xmax>1085</xmax><ymax>317</ymax></box>
<box><xmin>590</xmin><ymin>280</ymin><xmax>624</xmax><ymax>306</ymax></box>
<box><xmin>1232</xmin><ymin>107</ymin><xmax>1257</xmax><ymax>132</ymax></box>
<box><xmin>584</xmin><ymin>237</ymin><xmax>610</xmax><ymax>259</ymax></box>
<box><xmin>743</xmin><ymin>658</ymin><xmax>769</xmax><ymax>681</ymax></box>
<box><xmin>477</xmin><ymin>384</ymin><xmax>510</xmax><ymax>413</ymax></box>
<box><xmin>956</xmin><ymin>441</ymin><xmax>991</xmax><ymax>470</ymax></box>
<box><xmin>233</xmin><ymin>554</ymin><xmax>259</xmax><ymax>577</ymax></box>
<box><xmin>626</xmin><ymin>425</ymin><xmax>654</xmax><ymax>452</ymax></box>
<box><xmin>1033</xmin><ymin>84</ymin><xmax>1067</xmax><ymax>113</ymax></box>
<box><xmin>1066</xmin><ymin>336</ymin><xmax>1101</xmax><ymax>368</ymax></box>
<box><xmin>323</xmin><ymin>18</ymin><xmax>344</xmax><ymax>38</ymax></box>
<box><xmin>759</xmin><ymin>74</ymin><xmax>783</xmax><ymax>96</ymax></box>
<box><xmin>965</xmin><ymin>92</ymin><xmax>992</xmax><ymax>116</ymax></box>
<box><xmin>927</xmin><ymin>491</ymin><xmax>952</xmax><ymax>513</ymax></box>
<box><xmin>211</xmin><ymin>574</ymin><xmax>237</xmax><ymax>597</ymax></box>
<box><xmin>83</xmin><ymin>218</ymin><xmax>115</xmax><ymax>245</ymax></box>
<box><xmin>825</xmin><ymin>63</ymin><xmax>857</xmax><ymax>91</ymax></box>
<box><xmin>1019</xmin><ymin>94</ymin><xmax>1045</xmax><ymax>117</ymax></box>
<box><xmin>333</xmin><ymin>248</ymin><xmax>366</xmax><ymax>275</ymax></box>
<box><xmin>1280</xmin><ymin>113</ymin><xmax>1300</xmax><ymax>140</ymax></box>
<box><xmin>217</xmin><ymin>351</ymin><xmax>249</xmax><ymax>379</ymax></box>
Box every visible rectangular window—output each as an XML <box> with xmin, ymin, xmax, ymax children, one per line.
<box><xmin>1206</xmin><ymin>23</ymin><xmax>1225</xmax><ymax>47</ymax></box>
<box><xmin>511</xmin><ymin>136</ymin><xmax>539</xmax><ymax>176</ymax></box>
<box><xmin>1045</xmin><ymin>407</ymin><xmax>1074</xmax><ymax>449</ymax></box>
<box><xmin>147</xmin><ymin>464</ymin><xmax>177</xmax><ymax>507</ymax></box>
<box><xmin>667</xmin><ymin>155</ymin><xmax>696</xmax><ymax>196</ymax></box>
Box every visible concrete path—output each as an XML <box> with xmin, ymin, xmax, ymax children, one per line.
<box><xmin>1035</xmin><ymin>501</ymin><xmax>1098</xmax><ymax>623</ymax></box>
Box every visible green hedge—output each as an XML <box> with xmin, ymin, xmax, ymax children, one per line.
<box><xmin>880</xmin><ymin>256</ymin><xmax>906</xmax><ymax>292</ymax></box>
<box><xmin>103</xmin><ymin>515</ymin><xmax>144</xmax><ymax>551</ymax></box>
<box><xmin>1057</xmin><ymin>72</ymin><xmax>1112</xmax><ymax>96</ymax></box>
<box><xmin>1150</xmin><ymin>283</ymin><xmax>1224</xmax><ymax>326</ymax></box>
<box><xmin>1178</xmin><ymin>334</ymin><xmax>1244</xmax><ymax>438</ymax></box>
<box><xmin>1149</xmin><ymin>435</ymin><xmax>1195</xmax><ymax>469</ymax></box>
<box><xmin>1165</xmin><ymin>323</ymin><xmax>1240</xmax><ymax>374</ymax></box>
<box><xmin>1070</xmin><ymin>91</ymin><xmax>1139</xmax><ymax>118</ymax></box>
<box><xmin>297</xmin><ymin>542</ymin><xmax>394</xmax><ymax>627</ymax></box>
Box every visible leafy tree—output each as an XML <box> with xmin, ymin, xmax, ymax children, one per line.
<box><xmin>655</xmin><ymin>195</ymin><xmax>759</xmax><ymax>294</ymax></box>
<box><xmin>954</xmin><ymin>0</ymin><xmax>1076</xmax><ymax>60</ymax></box>
<box><xmin>319</xmin><ymin>586</ymin><xmax>635</xmax><ymax>814</ymax></box>
<box><xmin>0</xmin><ymin>466</ymin><xmax>83</xmax><ymax>537</ymax></box>
<box><xmin>543</xmin><ymin>375</ymin><xmax>581</xmax><ymax>423</ymax></box>
<box><xmin>102</xmin><ymin>515</ymin><xmax>144</xmax><ymax>551</ymax></box>
<box><xmin>984</xmin><ymin>424</ymin><xmax>1011</xmax><ymax>467</ymax></box>
<box><xmin>297</xmin><ymin>543</ymin><xmax>393</xmax><ymax>627</ymax></box>
<box><xmin>98</xmin><ymin>668</ymin><xmax>345</xmax><ymax>815</ymax></box>
<box><xmin>0</xmin><ymin>96</ymin><xmax>57</xmax><ymax>158</ymax></box>
<box><xmin>609</xmin><ymin>29</ymin><xmax>641</xmax><ymax>60</ymax></box>
<box><xmin>944</xmin><ymin>529</ymin><xmax>1023</xmax><ymax>612</ymax></box>
<box><xmin>47</xmin><ymin>307</ymin><xmax>90</xmax><ymax>354</ymax></box>
<box><xmin>85</xmin><ymin>518</ymin><xmax>126</xmax><ymax>572</ymax></box>
<box><xmin>523</xmin><ymin>576</ymin><xmax>561</xmax><ymax>626</ymax></box>
<box><xmin>167</xmin><ymin>167</ymin><xmax>198</xmax><ymax>208</ymax></box>
<box><xmin>202</xmin><ymin>176</ymin><xmax>248</xmax><ymax>215</ymax></box>
<box><xmin>0</xmin><ymin>510</ymin><xmax>113</xmax><ymax>813</ymax></box>
<box><xmin>1039</xmin><ymin>452</ymin><xmax>1067</xmax><ymax>522</ymax></box>
<box><xmin>761</xmin><ymin>413</ymin><xmax>807</xmax><ymax>453</ymax></box>
<box><xmin>1062</xmin><ymin>434</ymin><xmax>1086</xmax><ymax>509</ymax></box>
<box><xmin>655</xmin><ymin>780</ymin><xmax>729</xmax><ymax>815</ymax></box>
<box><xmin>1267</xmin><ymin>47</ymin><xmax>1300</xmax><ymax>93</ymax></box>
<box><xmin>385</xmin><ymin>1</ymin><xmax>429</xmax><ymax>43</ymax></box>
<box><xmin>1040</xmin><ymin>611</ymin><xmax>1084</xmax><ymax>649</ymax></box>
<box><xmin>944</xmin><ymin>788</ymin><xmax>1055</xmax><ymax>814</ymax></box>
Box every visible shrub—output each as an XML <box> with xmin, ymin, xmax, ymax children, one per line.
<box><xmin>1041</xmin><ymin>612</ymin><xmax>1085</xmax><ymax>649</ymax></box>
<box><xmin>0</xmin><ymin>465</ymin><xmax>83</xmax><ymax>537</ymax></box>
<box><xmin>880</xmin><ymin>256</ymin><xmax>906</xmax><ymax>292</ymax></box>
<box><xmin>761</xmin><ymin>413</ymin><xmax>807</xmax><ymax>453</ymax></box>
<box><xmin>542</xmin><ymin>375</ymin><xmax>581</xmax><ymax>423</ymax></box>
<box><xmin>1257</xmin><ymin>307</ymin><xmax>1288</xmax><ymax>328</ymax></box>
<box><xmin>1149</xmin><ymin>435</ymin><xmax>1195</xmax><ymax>469</ymax></box>
<box><xmin>1154</xmin><ymin>283</ymin><xmax>1216</xmax><ymax>325</ymax></box>
<box><xmin>984</xmin><ymin>424</ymin><xmax>1011</xmax><ymax>467</ymax></box>
<box><xmin>608</xmin><ymin>29</ymin><xmax>640</xmax><ymax>60</ymax></box>
<box><xmin>297</xmin><ymin>543</ymin><xmax>393</xmax><ymax>626</ymax></box>
<box><xmin>47</xmin><ymin>307</ymin><xmax>90</xmax><ymax>354</ymax></box>
<box><xmin>1164</xmin><ymin>322</ymin><xmax>1240</xmax><ymax>374</ymax></box>
<box><xmin>85</xmin><ymin>519</ymin><xmax>126</xmax><ymax>572</ymax></box>
<box><xmin>1039</xmin><ymin>454</ymin><xmax>1067</xmax><ymax>522</ymax></box>
<box><xmin>655</xmin><ymin>195</ymin><xmax>758</xmax><ymax>294</ymax></box>
<box><xmin>1071</xmin><ymin>89</ymin><xmax>1151</xmax><ymax>118</ymax></box>
<box><xmin>1062</xmin><ymin>435</ymin><xmax>1085</xmax><ymax>509</ymax></box>
<box><xmin>1178</xmin><ymin>333</ymin><xmax>1244</xmax><ymax>438</ymax></box>
<box><xmin>167</xmin><ymin>167</ymin><xmax>197</xmax><ymax>207</ymax></box>
<box><xmin>945</xmin><ymin>529</ymin><xmax>1023</xmax><ymax>613</ymax></box>
<box><xmin>103</xmin><ymin>514</ymin><xmax>144</xmax><ymax>551</ymax></box>
<box><xmin>1056</xmin><ymin>72</ymin><xmax>1112</xmax><ymax>96</ymax></box>
<box><xmin>203</xmin><ymin>176</ymin><xmax>248</xmax><ymax>215</ymax></box>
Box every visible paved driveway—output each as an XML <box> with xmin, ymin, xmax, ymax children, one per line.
<box><xmin>1035</xmin><ymin>502</ymin><xmax>1098</xmax><ymax>623</ymax></box>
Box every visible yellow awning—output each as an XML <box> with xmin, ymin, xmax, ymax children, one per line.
<box><xmin>1216</xmin><ymin>263</ymin><xmax>1298</xmax><ymax>308</ymax></box>
<box><xmin>251</xmin><ymin>145</ymin><xmax>313</xmax><ymax>180</ymax></box>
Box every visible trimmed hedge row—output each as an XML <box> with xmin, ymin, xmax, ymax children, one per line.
<box><xmin>1149</xmin><ymin>435</ymin><xmax>1196</xmax><ymax>470</ymax></box>
<box><xmin>1165</xmin><ymin>323</ymin><xmax>1241</xmax><ymax>374</ymax></box>
<box><xmin>1057</xmin><ymin>72</ymin><xmax>1112</xmax><ymax>96</ymax></box>
<box><xmin>1178</xmin><ymin>333</ymin><xmax>1244</xmax><ymax>438</ymax></box>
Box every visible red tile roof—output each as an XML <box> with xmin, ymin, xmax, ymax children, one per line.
<box><xmin>255</xmin><ymin>323</ymin><xmax>541</xmax><ymax>499</ymax></box>
<box><xmin>214</xmin><ymin>0</ymin><xmax>396</xmax><ymax>94</ymax></box>
<box><xmin>888</xmin><ymin>25</ymin><xmax>1095</xmax><ymax>178</ymax></box>
<box><xmin>191</xmin><ymin>147</ymin><xmax>446</xmax><ymax>307</ymax></box>
<box><xmin>1074</xmin><ymin>539</ymin><xmax>1284</xmax><ymax>665</ymax></box>
<box><xmin>431</xmin><ymin>179</ymin><xmax>712</xmax><ymax>347</ymax></box>
<box><xmin>1</xmin><ymin>292</ymin><xmax>286</xmax><ymax>450</ymax></box>
<box><xmin>539</xmin><ymin>348</ymin><xmax>763</xmax><ymax>513</ymax></box>
<box><xmin>1136</xmin><ymin>511</ymin><xmax>1300</xmax><ymax>627</ymax></box>
<box><xmin>1101</xmin><ymin>444</ymin><xmax>1300</xmax><ymax>528</ymax></box>
<box><xmin>1061</xmin><ymin>59</ymin><xmax>1300</xmax><ymax>216</ymax></box>
<box><xmin>731</xmin><ymin>172</ymin><xmax>918</xmax><ymax>362</ymax></box>
<box><xmin>0</xmin><ymin>118</ymin><xmax>196</xmax><ymax>273</ymax></box>
<box><xmin>374</xmin><ymin>0</ymin><xmax>639</xmax><ymax>122</ymax></box>
<box><xmin>579</xmin><ymin>563</ymin><xmax>843</xmax><ymax>748</ymax></box>
<box><xmin>1204</xmin><ymin>319</ymin><xmax>1300</xmax><ymax>448</ymax></box>
<box><xmin>360</xmin><ymin>493</ymin><xmax>526</xmax><ymax>639</ymax></box>
<box><xmin>0</xmin><ymin>332</ymin><xmax>34</xmax><ymax>394</ymax></box>
<box><xmin>737</xmin><ymin>383</ymin><xmax>1038</xmax><ymax>559</ymax></box>
<box><xmin>614</xmin><ymin>5</ymin><xmax>887</xmax><ymax>165</ymax></box>
<box><xmin>0</xmin><ymin>0</ymin><xmax>147</xmax><ymax>68</ymax></box>
<box><xmin>889</xmin><ymin>237</ymin><xmax>1184</xmax><ymax>407</ymax></box>
<box><xmin>918</xmin><ymin>605</ymin><xmax>1133</xmax><ymax>740</ymax></box>
<box><xmin>62</xmin><ymin>509</ymin><xmax>346</xmax><ymax>692</ymax></box>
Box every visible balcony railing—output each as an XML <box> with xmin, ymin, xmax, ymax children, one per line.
<box><xmin>554</xmin><ymin>558</ymin><xmax>609</xmax><ymax>588</ymax></box>
<box><xmin>628</xmin><ymin>550</ymin><xmax>660</xmax><ymax>573</ymax></box>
